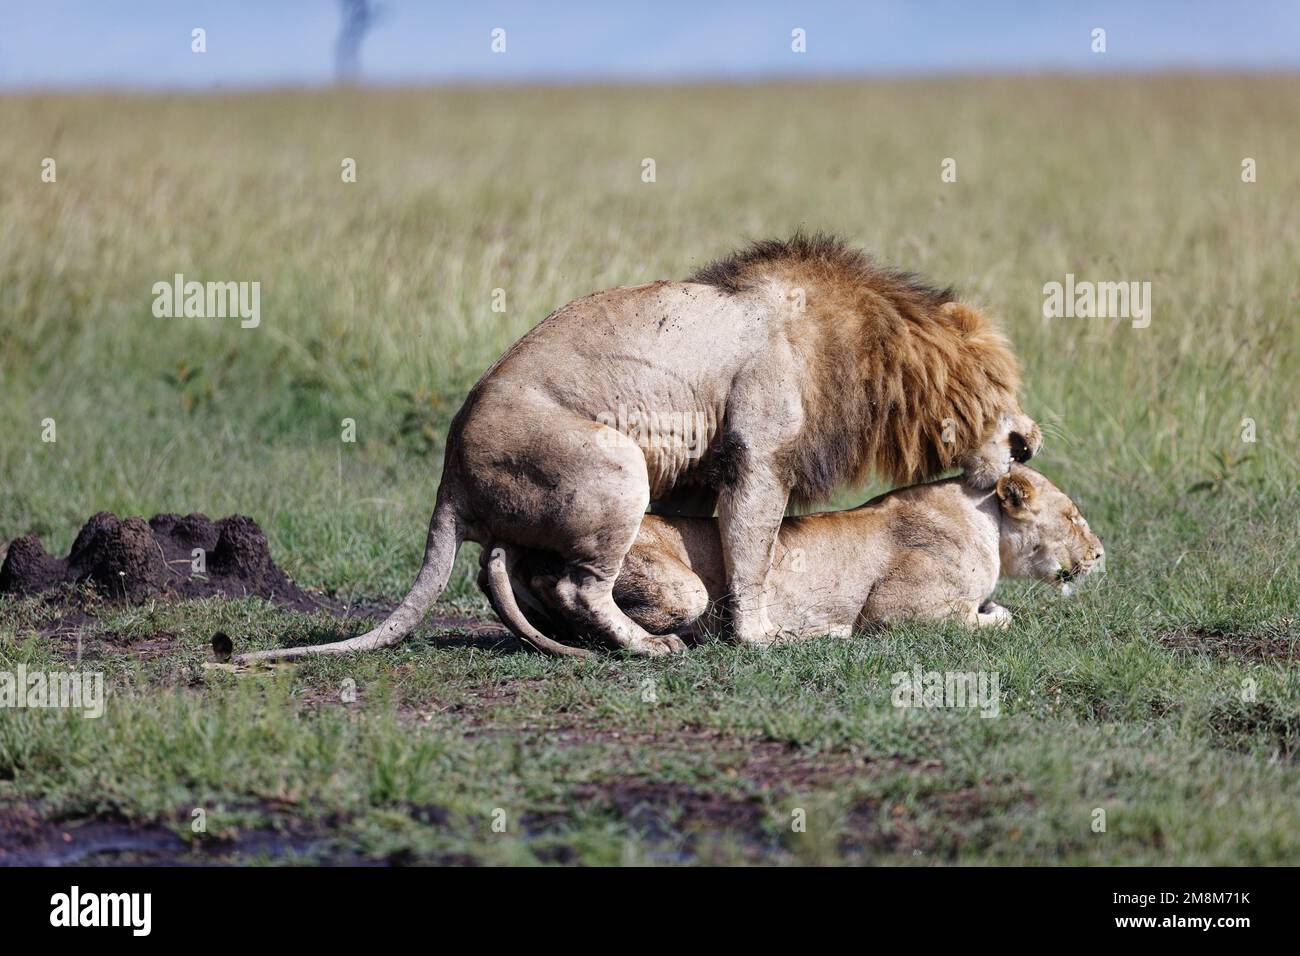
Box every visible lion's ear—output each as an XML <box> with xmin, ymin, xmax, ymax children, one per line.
<box><xmin>996</xmin><ymin>471</ymin><xmax>1035</xmax><ymax>512</ymax></box>
<box><xmin>940</xmin><ymin>302</ymin><xmax>986</xmax><ymax>335</ymax></box>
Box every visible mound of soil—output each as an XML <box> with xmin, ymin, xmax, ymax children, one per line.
<box><xmin>0</xmin><ymin>511</ymin><xmax>323</xmax><ymax>611</ymax></box>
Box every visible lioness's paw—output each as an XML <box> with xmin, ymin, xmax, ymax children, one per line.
<box><xmin>975</xmin><ymin>603</ymin><xmax>1012</xmax><ymax>629</ymax></box>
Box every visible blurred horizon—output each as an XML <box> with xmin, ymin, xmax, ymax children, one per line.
<box><xmin>2</xmin><ymin>0</ymin><xmax>1299</xmax><ymax>91</ymax></box>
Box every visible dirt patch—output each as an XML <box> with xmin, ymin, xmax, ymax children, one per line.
<box><xmin>548</xmin><ymin>725</ymin><xmax>885</xmax><ymax>789</ymax></box>
<box><xmin>728</xmin><ymin>736</ymin><xmax>893</xmax><ymax>791</ymax></box>
<box><xmin>434</xmin><ymin>704</ymin><xmax>913</xmax><ymax>793</ymax></box>
<box><xmin>572</xmin><ymin>779</ymin><xmax>768</xmax><ymax>837</ymax></box>
<box><xmin>0</xmin><ymin>802</ymin><xmax>471</xmax><ymax>866</ymax></box>
<box><xmin>1</xmin><ymin>511</ymin><xmax>517</xmax><ymax>656</ymax></box>
<box><xmin>521</xmin><ymin>775</ymin><xmax>774</xmax><ymax>863</ymax></box>
<box><xmin>2</xmin><ymin>511</ymin><xmax>324</xmax><ymax>610</ymax></box>
<box><xmin>32</xmin><ymin>613</ymin><xmax>512</xmax><ymax>666</ymax></box>
<box><xmin>1208</xmin><ymin>701</ymin><xmax>1300</xmax><ymax>756</ymax></box>
<box><xmin>519</xmin><ymin>726</ymin><xmax>938</xmax><ymax>860</ymax></box>
<box><xmin>842</xmin><ymin>782</ymin><xmax>1035</xmax><ymax>860</ymax></box>
<box><xmin>1158</xmin><ymin>624</ymin><xmax>1298</xmax><ymax>663</ymax></box>
<box><xmin>0</xmin><ymin>804</ymin><xmax>359</xmax><ymax>866</ymax></box>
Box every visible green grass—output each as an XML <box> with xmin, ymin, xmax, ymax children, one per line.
<box><xmin>1</xmin><ymin>76</ymin><xmax>1298</xmax><ymax>864</ymax></box>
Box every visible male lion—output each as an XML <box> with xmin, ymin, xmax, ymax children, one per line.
<box><xmin>484</xmin><ymin>464</ymin><xmax>1103</xmax><ymax>650</ymax></box>
<box><xmin>237</xmin><ymin>234</ymin><xmax>1039</xmax><ymax>662</ymax></box>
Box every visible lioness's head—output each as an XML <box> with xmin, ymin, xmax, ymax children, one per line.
<box><xmin>995</xmin><ymin>465</ymin><xmax>1103</xmax><ymax>594</ymax></box>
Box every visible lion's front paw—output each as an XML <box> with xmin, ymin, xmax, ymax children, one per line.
<box><xmin>628</xmin><ymin>633</ymin><xmax>688</xmax><ymax>657</ymax></box>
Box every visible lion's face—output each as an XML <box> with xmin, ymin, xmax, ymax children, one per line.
<box><xmin>995</xmin><ymin>465</ymin><xmax>1103</xmax><ymax>594</ymax></box>
<box><xmin>960</xmin><ymin>408</ymin><xmax>1042</xmax><ymax>489</ymax></box>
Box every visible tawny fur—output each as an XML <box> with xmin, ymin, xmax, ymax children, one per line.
<box><xmin>501</xmin><ymin>465</ymin><xmax>1104</xmax><ymax>642</ymax></box>
<box><xmin>237</xmin><ymin>234</ymin><xmax>1040</xmax><ymax>663</ymax></box>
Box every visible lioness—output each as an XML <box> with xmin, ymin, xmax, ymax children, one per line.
<box><xmin>484</xmin><ymin>465</ymin><xmax>1102</xmax><ymax>651</ymax></box>
<box><xmin>238</xmin><ymin>234</ymin><xmax>1039</xmax><ymax>662</ymax></box>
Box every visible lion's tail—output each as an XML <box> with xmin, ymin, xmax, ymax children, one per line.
<box><xmin>483</xmin><ymin>545</ymin><xmax>593</xmax><ymax>658</ymax></box>
<box><xmin>234</xmin><ymin>499</ymin><xmax>463</xmax><ymax>663</ymax></box>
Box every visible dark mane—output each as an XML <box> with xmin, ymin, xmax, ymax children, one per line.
<box><xmin>687</xmin><ymin>232</ymin><xmax>1020</xmax><ymax>502</ymax></box>
<box><xmin>687</xmin><ymin>231</ymin><xmax>955</xmax><ymax>305</ymax></box>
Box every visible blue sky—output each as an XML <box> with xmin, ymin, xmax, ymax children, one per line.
<box><xmin>2</xmin><ymin>0</ymin><xmax>1298</xmax><ymax>89</ymax></box>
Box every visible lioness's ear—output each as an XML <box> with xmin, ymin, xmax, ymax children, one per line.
<box><xmin>996</xmin><ymin>472</ymin><xmax>1035</xmax><ymax>511</ymax></box>
<box><xmin>940</xmin><ymin>301</ymin><xmax>986</xmax><ymax>334</ymax></box>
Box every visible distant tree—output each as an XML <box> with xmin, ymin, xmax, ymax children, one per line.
<box><xmin>336</xmin><ymin>0</ymin><xmax>382</xmax><ymax>82</ymax></box>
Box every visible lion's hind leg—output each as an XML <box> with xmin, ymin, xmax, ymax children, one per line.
<box><xmin>550</xmin><ymin>568</ymin><xmax>687</xmax><ymax>657</ymax></box>
<box><xmin>461</xmin><ymin>400</ymin><xmax>683</xmax><ymax>657</ymax></box>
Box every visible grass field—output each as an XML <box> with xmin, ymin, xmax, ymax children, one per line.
<box><xmin>1</xmin><ymin>76</ymin><xmax>1298</xmax><ymax>864</ymax></box>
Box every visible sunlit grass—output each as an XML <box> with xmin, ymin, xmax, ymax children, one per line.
<box><xmin>0</xmin><ymin>77</ymin><xmax>1297</xmax><ymax>863</ymax></box>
